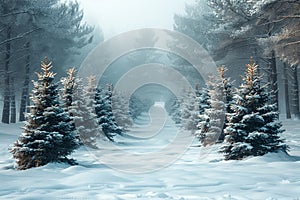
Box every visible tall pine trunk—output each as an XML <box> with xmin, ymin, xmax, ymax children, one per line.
<box><xmin>266</xmin><ymin>24</ymin><xmax>279</xmax><ymax>109</ymax></box>
<box><xmin>269</xmin><ymin>50</ymin><xmax>278</xmax><ymax>109</ymax></box>
<box><xmin>2</xmin><ymin>26</ymin><xmax>12</xmax><ymax>124</ymax></box>
<box><xmin>283</xmin><ymin>63</ymin><xmax>291</xmax><ymax>119</ymax></box>
<box><xmin>19</xmin><ymin>42</ymin><xmax>31</xmax><ymax>121</ymax></box>
<box><xmin>292</xmin><ymin>66</ymin><xmax>300</xmax><ymax>118</ymax></box>
<box><xmin>10</xmin><ymin>77</ymin><xmax>16</xmax><ymax>123</ymax></box>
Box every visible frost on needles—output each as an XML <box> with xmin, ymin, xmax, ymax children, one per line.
<box><xmin>219</xmin><ymin>59</ymin><xmax>288</xmax><ymax>160</ymax></box>
<box><xmin>11</xmin><ymin>58</ymin><xmax>79</xmax><ymax>170</ymax></box>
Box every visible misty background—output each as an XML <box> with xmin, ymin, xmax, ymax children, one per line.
<box><xmin>79</xmin><ymin>0</ymin><xmax>195</xmax><ymax>37</ymax></box>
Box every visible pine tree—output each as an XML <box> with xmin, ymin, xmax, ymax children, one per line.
<box><xmin>61</xmin><ymin>68</ymin><xmax>76</xmax><ymax>109</ymax></box>
<box><xmin>60</xmin><ymin>68</ymin><xmax>85</xmax><ymax>147</ymax></box>
<box><xmin>11</xmin><ymin>58</ymin><xmax>79</xmax><ymax>170</ymax></box>
<box><xmin>129</xmin><ymin>95</ymin><xmax>147</xmax><ymax>120</ymax></box>
<box><xmin>61</xmin><ymin>68</ymin><xmax>101</xmax><ymax>148</ymax></box>
<box><xmin>181</xmin><ymin>89</ymin><xmax>199</xmax><ymax>132</ymax></box>
<box><xmin>194</xmin><ymin>86</ymin><xmax>211</xmax><ymax>140</ymax></box>
<box><xmin>166</xmin><ymin>96</ymin><xmax>181</xmax><ymax>124</ymax></box>
<box><xmin>217</xmin><ymin>66</ymin><xmax>235</xmax><ymax>142</ymax></box>
<box><xmin>111</xmin><ymin>91</ymin><xmax>133</xmax><ymax>131</ymax></box>
<box><xmin>220</xmin><ymin>59</ymin><xmax>288</xmax><ymax>160</ymax></box>
<box><xmin>95</xmin><ymin>84</ymin><xmax>122</xmax><ymax>141</ymax></box>
<box><xmin>68</xmin><ymin>76</ymin><xmax>102</xmax><ymax>148</ymax></box>
<box><xmin>197</xmin><ymin>75</ymin><xmax>226</xmax><ymax>146</ymax></box>
<box><xmin>195</xmin><ymin>84</ymin><xmax>210</xmax><ymax>115</ymax></box>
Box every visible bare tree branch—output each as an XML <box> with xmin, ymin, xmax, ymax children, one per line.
<box><xmin>283</xmin><ymin>40</ymin><xmax>300</xmax><ymax>47</ymax></box>
<box><xmin>281</xmin><ymin>15</ymin><xmax>300</xmax><ymax>18</ymax></box>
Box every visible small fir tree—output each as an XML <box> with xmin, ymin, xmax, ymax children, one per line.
<box><xmin>61</xmin><ymin>68</ymin><xmax>76</xmax><ymax>109</ymax></box>
<box><xmin>197</xmin><ymin>75</ymin><xmax>226</xmax><ymax>146</ymax></box>
<box><xmin>166</xmin><ymin>96</ymin><xmax>182</xmax><ymax>124</ymax></box>
<box><xmin>218</xmin><ymin>66</ymin><xmax>235</xmax><ymax>116</ymax></box>
<box><xmin>194</xmin><ymin>85</ymin><xmax>211</xmax><ymax>140</ymax></box>
<box><xmin>11</xmin><ymin>58</ymin><xmax>79</xmax><ymax>170</ymax></box>
<box><xmin>129</xmin><ymin>95</ymin><xmax>150</xmax><ymax>120</ymax></box>
<box><xmin>60</xmin><ymin>68</ymin><xmax>82</xmax><ymax>145</ymax></box>
<box><xmin>220</xmin><ymin>59</ymin><xmax>288</xmax><ymax>160</ymax></box>
<box><xmin>216</xmin><ymin>66</ymin><xmax>235</xmax><ymax>142</ymax></box>
<box><xmin>111</xmin><ymin>91</ymin><xmax>133</xmax><ymax>131</ymax></box>
<box><xmin>95</xmin><ymin>84</ymin><xmax>122</xmax><ymax>141</ymax></box>
<box><xmin>181</xmin><ymin>89</ymin><xmax>200</xmax><ymax>132</ymax></box>
<box><xmin>195</xmin><ymin>84</ymin><xmax>210</xmax><ymax>115</ymax></box>
<box><xmin>61</xmin><ymin>71</ymin><xmax>103</xmax><ymax>147</ymax></box>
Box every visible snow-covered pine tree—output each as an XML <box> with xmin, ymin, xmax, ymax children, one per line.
<box><xmin>181</xmin><ymin>89</ymin><xmax>199</xmax><ymax>132</ymax></box>
<box><xmin>194</xmin><ymin>85</ymin><xmax>211</xmax><ymax>140</ymax></box>
<box><xmin>218</xmin><ymin>66</ymin><xmax>234</xmax><ymax>117</ymax></box>
<box><xmin>195</xmin><ymin>84</ymin><xmax>210</xmax><ymax>115</ymax></box>
<box><xmin>61</xmin><ymin>68</ymin><xmax>76</xmax><ymax>109</ymax></box>
<box><xmin>220</xmin><ymin>59</ymin><xmax>288</xmax><ymax>160</ymax></box>
<box><xmin>111</xmin><ymin>91</ymin><xmax>133</xmax><ymax>131</ymax></box>
<box><xmin>11</xmin><ymin>58</ymin><xmax>79</xmax><ymax>170</ymax></box>
<box><xmin>60</xmin><ymin>68</ymin><xmax>82</xmax><ymax>146</ymax></box>
<box><xmin>197</xmin><ymin>75</ymin><xmax>226</xmax><ymax>146</ymax></box>
<box><xmin>217</xmin><ymin>66</ymin><xmax>235</xmax><ymax>142</ymax></box>
<box><xmin>166</xmin><ymin>96</ymin><xmax>181</xmax><ymax>124</ymax></box>
<box><xmin>68</xmin><ymin>76</ymin><xmax>102</xmax><ymax>148</ymax></box>
<box><xmin>95</xmin><ymin>84</ymin><xmax>122</xmax><ymax>141</ymax></box>
<box><xmin>129</xmin><ymin>95</ymin><xmax>147</xmax><ymax>120</ymax></box>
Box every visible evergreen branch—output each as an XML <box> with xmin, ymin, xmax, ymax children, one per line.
<box><xmin>0</xmin><ymin>28</ymin><xmax>41</xmax><ymax>46</ymax></box>
<box><xmin>0</xmin><ymin>10</ymin><xmax>30</xmax><ymax>17</ymax></box>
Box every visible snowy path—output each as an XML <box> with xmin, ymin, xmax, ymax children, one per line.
<box><xmin>0</xmin><ymin>111</ymin><xmax>300</xmax><ymax>199</ymax></box>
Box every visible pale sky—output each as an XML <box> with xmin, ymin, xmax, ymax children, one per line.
<box><xmin>78</xmin><ymin>0</ymin><xmax>195</xmax><ymax>38</ymax></box>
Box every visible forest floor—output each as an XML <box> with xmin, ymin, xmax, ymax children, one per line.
<box><xmin>0</xmin><ymin>106</ymin><xmax>300</xmax><ymax>199</ymax></box>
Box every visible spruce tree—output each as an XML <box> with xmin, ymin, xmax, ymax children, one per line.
<box><xmin>111</xmin><ymin>91</ymin><xmax>133</xmax><ymax>131</ymax></box>
<box><xmin>129</xmin><ymin>95</ymin><xmax>147</xmax><ymax>120</ymax></box>
<box><xmin>181</xmin><ymin>89</ymin><xmax>199</xmax><ymax>132</ymax></box>
<box><xmin>220</xmin><ymin>59</ymin><xmax>288</xmax><ymax>160</ymax></box>
<box><xmin>195</xmin><ymin>85</ymin><xmax>210</xmax><ymax>115</ymax></box>
<box><xmin>60</xmin><ymin>68</ymin><xmax>77</xmax><ymax>134</ymax></box>
<box><xmin>11</xmin><ymin>58</ymin><xmax>79</xmax><ymax>170</ymax></box>
<box><xmin>218</xmin><ymin>66</ymin><xmax>235</xmax><ymax>117</ymax></box>
<box><xmin>217</xmin><ymin>66</ymin><xmax>235</xmax><ymax>142</ymax></box>
<box><xmin>197</xmin><ymin>75</ymin><xmax>226</xmax><ymax>146</ymax></box>
<box><xmin>68</xmin><ymin>76</ymin><xmax>102</xmax><ymax>148</ymax></box>
<box><xmin>166</xmin><ymin>97</ymin><xmax>182</xmax><ymax>124</ymax></box>
<box><xmin>61</xmin><ymin>68</ymin><xmax>76</xmax><ymax>109</ymax></box>
<box><xmin>95</xmin><ymin>84</ymin><xmax>122</xmax><ymax>141</ymax></box>
<box><xmin>194</xmin><ymin>86</ymin><xmax>210</xmax><ymax>140</ymax></box>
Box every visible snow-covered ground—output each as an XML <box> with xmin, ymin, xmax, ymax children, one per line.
<box><xmin>0</xmin><ymin>110</ymin><xmax>300</xmax><ymax>199</ymax></box>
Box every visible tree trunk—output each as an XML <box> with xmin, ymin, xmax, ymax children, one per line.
<box><xmin>254</xmin><ymin>48</ymin><xmax>260</xmax><ymax>77</ymax></box>
<box><xmin>2</xmin><ymin>26</ymin><xmax>12</xmax><ymax>124</ymax></box>
<box><xmin>269</xmin><ymin>50</ymin><xmax>279</xmax><ymax>109</ymax></box>
<box><xmin>283</xmin><ymin>62</ymin><xmax>291</xmax><ymax>119</ymax></box>
<box><xmin>10</xmin><ymin>77</ymin><xmax>16</xmax><ymax>123</ymax></box>
<box><xmin>19</xmin><ymin>41</ymin><xmax>31</xmax><ymax>121</ymax></box>
<box><xmin>292</xmin><ymin>66</ymin><xmax>300</xmax><ymax>118</ymax></box>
